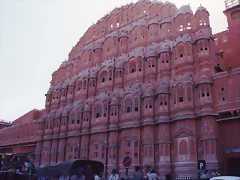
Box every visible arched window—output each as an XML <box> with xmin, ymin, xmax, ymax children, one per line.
<box><xmin>100</xmin><ymin>71</ymin><xmax>107</xmax><ymax>83</ymax></box>
<box><xmin>134</xmin><ymin>97</ymin><xmax>139</xmax><ymax>111</ymax></box>
<box><xmin>125</xmin><ymin>98</ymin><xmax>132</xmax><ymax>113</ymax></box>
<box><xmin>77</xmin><ymin>112</ymin><xmax>81</xmax><ymax>124</ymax></box>
<box><xmin>138</xmin><ymin>60</ymin><xmax>142</xmax><ymax>71</ymax></box>
<box><xmin>177</xmin><ymin>45</ymin><xmax>184</xmax><ymax>58</ymax></box>
<box><xmin>109</xmin><ymin>70</ymin><xmax>112</xmax><ymax>81</ymax></box>
<box><xmin>129</xmin><ymin>62</ymin><xmax>136</xmax><ymax>74</ymax></box>
<box><xmin>177</xmin><ymin>87</ymin><xmax>184</xmax><ymax>103</ymax></box>
<box><xmin>119</xmin><ymin>70</ymin><xmax>122</xmax><ymax>78</ymax></box>
<box><xmin>77</xmin><ymin>81</ymin><xmax>82</xmax><ymax>91</ymax></box>
<box><xmin>83</xmin><ymin>80</ymin><xmax>87</xmax><ymax>89</ymax></box>
<box><xmin>187</xmin><ymin>87</ymin><xmax>192</xmax><ymax>101</ymax></box>
<box><xmin>94</xmin><ymin>104</ymin><xmax>102</xmax><ymax>118</ymax></box>
<box><xmin>103</xmin><ymin>103</ymin><xmax>107</xmax><ymax>117</ymax></box>
<box><xmin>70</xmin><ymin>112</ymin><xmax>76</xmax><ymax>124</ymax></box>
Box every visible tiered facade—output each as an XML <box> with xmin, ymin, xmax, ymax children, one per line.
<box><xmin>0</xmin><ymin>0</ymin><xmax>240</xmax><ymax>178</ymax></box>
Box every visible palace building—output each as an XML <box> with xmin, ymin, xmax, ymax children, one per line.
<box><xmin>0</xmin><ymin>0</ymin><xmax>240</xmax><ymax>178</ymax></box>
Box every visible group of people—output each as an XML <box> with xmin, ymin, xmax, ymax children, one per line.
<box><xmin>0</xmin><ymin>158</ymin><xmax>35</xmax><ymax>175</ymax></box>
<box><xmin>39</xmin><ymin>164</ymin><xmax>99</xmax><ymax>180</ymax></box>
<box><xmin>108</xmin><ymin>166</ymin><xmax>172</xmax><ymax>180</ymax></box>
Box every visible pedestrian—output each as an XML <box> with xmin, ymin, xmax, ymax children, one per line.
<box><xmin>133</xmin><ymin>166</ymin><xmax>143</xmax><ymax>180</ymax></box>
<box><xmin>108</xmin><ymin>169</ymin><xmax>119</xmax><ymax>180</ymax></box>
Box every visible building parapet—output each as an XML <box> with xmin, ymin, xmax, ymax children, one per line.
<box><xmin>225</xmin><ymin>0</ymin><xmax>240</xmax><ymax>9</ymax></box>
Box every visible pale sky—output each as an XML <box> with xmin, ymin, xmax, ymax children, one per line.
<box><xmin>0</xmin><ymin>0</ymin><xmax>228</xmax><ymax>122</ymax></box>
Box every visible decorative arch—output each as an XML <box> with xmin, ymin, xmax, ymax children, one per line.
<box><xmin>69</xmin><ymin>111</ymin><xmax>76</xmax><ymax>125</ymax></box>
<box><xmin>124</xmin><ymin>97</ymin><xmax>132</xmax><ymax>113</ymax></box>
<box><xmin>93</xmin><ymin>102</ymin><xmax>102</xmax><ymax>118</ymax></box>
<box><xmin>99</xmin><ymin>70</ymin><xmax>107</xmax><ymax>83</ymax></box>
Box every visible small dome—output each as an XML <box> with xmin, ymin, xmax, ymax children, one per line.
<box><xmin>174</xmin><ymin>5</ymin><xmax>193</xmax><ymax>18</ymax></box>
<box><xmin>159</xmin><ymin>39</ymin><xmax>173</xmax><ymax>53</ymax></box>
<box><xmin>68</xmin><ymin>79</ymin><xmax>75</xmax><ymax>86</ymax></box>
<box><xmin>159</xmin><ymin>17</ymin><xmax>172</xmax><ymax>25</ymax></box>
<box><xmin>90</xmin><ymin>65</ymin><xmax>99</xmax><ymax>78</ymax></box>
<box><xmin>46</xmin><ymin>87</ymin><xmax>53</xmax><ymax>95</ymax></box>
<box><xmin>60</xmin><ymin>60</ymin><xmax>68</xmax><ymax>68</ymax></box>
<box><xmin>172</xmin><ymin>74</ymin><xmax>193</xmax><ymax>87</ymax></box>
<box><xmin>55</xmin><ymin>107</ymin><xmax>64</xmax><ymax>118</ymax></box>
<box><xmin>62</xmin><ymin>104</ymin><xmax>72</xmax><ymax>116</ymax></box>
<box><xmin>195</xmin><ymin>29</ymin><xmax>211</xmax><ymax>41</ymax></box>
<box><xmin>119</xmin><ymin>31</ymin><xmax>128</xmax><ymax>38</ymax></box>
<box><xmin>95</xmin><ymin>92</ymin><xmax>110</xmax><ymax>102</ymax></box>
<box><xmin>106</xmin><ymin>31</ymin><xmax>118</xmax><ymax>39</ymax></box>
<box><xmin>131</xmin><ymin>19</ymin><xmax>146</xmax><ymax>30</ymax></box>
<box><xmin>198</xmin><ymin>74</ymin><xmax>212</xmax><ymax>84</ymax></box>
<box><xmin>143</xmin><ymin>83</ymin><xmax>154</xmax><ymax>97</ymax></box>
<box><xmin>124</xmin><ymin>83</ymin><xmax>142</xmax><ymax>95</ymax></box>
<box><xmin>111</xmin><ymin>97</ymin><xmax>118</xmax><ymax>105</ymax></box>
<box><xmin>116</xmin><ymin>54</ymin><xmax>127</xmax><ymax>68</ymax></box>
<box><xmin>84</xmin><ymin>104</ymin><xmax>91</xmax><ymax>112</ymax></box>
<box><xmin>100</xmin><ymin>59</ymin><xmax>114</xmax><ymax>69</ymax></box>
<box><xmin>128</xmin><ymin>47</ymin><xmax>145</xmax><ymax>59</ymax></box>
<box><xmin>72</xmin><ymin>100</ymin><xmax>84</xmax><ymax>110</ymax></box>
<box><xmin>174</xmin><ymin>34</ymin><xmax>192</xmax><ymax>47</ymax></box>
<box><xmin>94</xmin><ymin>38</ymin><xmax>104</xmax><ymax>50</ymax></box>
<box><xmin>55</xmin><ymin>83</ymin><xmax>62</xmax><ymax>90</ymax></box>
<box><xmin>164</xmin><ymin>1</ymin><xmax>174</xmax><ymax>5</ymax></box>
<box><xmin>115</xmin><ymin>60</ymin><xmax>124</xmax><ymax>69</ymax></box>
<box><xmin>146</xmin><ymin>43</ymin><xmax>158</xmax><ymax>58</ymax></box>
<box><xmin>157</xmin><ymin>82</ymin><xmax>169</xmax><ymax>94</ymax></box>
<box><xmin>61</xmin><ymin>79</ymin><xmax>69</xmax><ymax>88</ymax></box>
<box><xmin>78</xmin><ymin>69</ymin><xmax>89</xmax><ymax>78</ymax></box>
<box><xmin>151</xmin><ymin>0</ymin><xmax>163</xmax><ymax>5</ymax></box>
<box><xmin>196</xmin><ymin>6</ymin><xmax>208</xmax><ymax>13</ymax></box>
<box><xmin>83</xmin><ymin>43</ymin><xmax>94</xmax><ymax>51</ymax></box>
<box><xmin>146</xmin><ymin>49</ymin><xmax>157</xmax><ymax>58</ymax></box>
<box><xmin>148</xmin><ymin>19</ymin><xmax>159</xmax><ymax>27</ymax></box>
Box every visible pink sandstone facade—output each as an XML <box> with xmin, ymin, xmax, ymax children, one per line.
<box><xmin>0</xmin><ymin>0</ymin><xmax>240</xmax><ymax>178</ymax></box>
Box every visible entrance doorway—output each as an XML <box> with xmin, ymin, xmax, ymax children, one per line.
<box><xmin>227</xmin><ymin>157</ymin><xmax>240</xmax><ymax>176</ymax></box>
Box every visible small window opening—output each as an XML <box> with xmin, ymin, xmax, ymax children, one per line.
<box><xmin>96</xmin><ymin>113</ymin><xmax>100</xmax><ymax>118</ymax></box>
<box><xmin>179</xmin><ymin>97</ymin><xmax>184</xmax><ymax>102</ymax></box>
<box><xmin>221</xmin><ymin>87</ymin><xmax>225</xmax><ymax>91</ymax></box>
<box><xmin>214</xmin><ymin>66</ymin><xmax>224</xmax><ymax>73</ymax></box>
<box><xmin>127</xmin><ymin>107</ymin><xmax>131</xmax><ymax>113</ymax></box>
<box><xmin>180</xmin><ymin>54</ymin><xmax>184</xmax><ymax>58</ymax></box>
<box><xmin>102</xmin><ymin>78</ymin><xmax>105</xmax><ymax>82</ymax></box>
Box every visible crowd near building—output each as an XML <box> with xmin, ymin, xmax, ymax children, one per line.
<box><xmin>0</xmin><ymin>0</ymin><xmax>240</xmax><ymax>179</ymax></box>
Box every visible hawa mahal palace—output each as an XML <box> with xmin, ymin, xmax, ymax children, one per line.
<box><xmin>0</xmin><ymin>0</ymin><xmax>240</xmax><ymax>178</ymax></box>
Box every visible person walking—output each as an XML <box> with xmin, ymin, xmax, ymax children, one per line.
<box><xmin>108</xmin><ymin>169</ymin><xmax>119</xmax><ymax>180</ymax></box>
<box><xmin>133</xmin><ymin>166</ymin><xmax>143</xmax><ymax>180</ymax></box>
